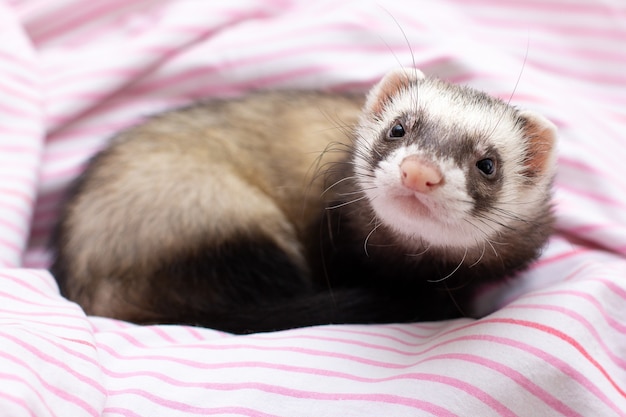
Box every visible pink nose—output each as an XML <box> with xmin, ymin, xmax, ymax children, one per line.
<box><xmin>400</xmin><ymin>156</ymin><xmax>443</xmax><ymax>193</ymax></box>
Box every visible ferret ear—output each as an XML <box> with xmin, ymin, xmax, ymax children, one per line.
<box><xmin>364</xmin><ymin>68</ymin><xmax>425</xmax><ymax>118</ymax></box>
<box><xmin>518</xmin><ymin>110</ymin><xmax>558</xmax><ymax>178</ymax></box>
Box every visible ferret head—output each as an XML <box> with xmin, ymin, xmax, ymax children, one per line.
<box><xmin>354</xmin><ymin>68</ymin><xmax>557</xmax><ymax>261</ymax></box>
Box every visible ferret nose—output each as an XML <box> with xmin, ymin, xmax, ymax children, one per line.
<box><xmin>400</xmin><ymin>156</ymin><xmax>443</xmax><ymax>193</ymax></box>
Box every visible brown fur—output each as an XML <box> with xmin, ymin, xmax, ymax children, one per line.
<box><xmin>52</xmin><ymin>91</ymin><xmax>364</xmax><ymax>322</ymax></box>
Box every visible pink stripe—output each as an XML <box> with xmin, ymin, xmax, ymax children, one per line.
<box><xmin>489</xmin><ymin>92</ymin><xmax>548</xmax><ymax>106</ymax></box>
<box><xmin>148</xmin><ymin>65</ymin><xmax>342</xmax><ymax>97</ymax></box>
<box><xmin>104</xmin><ymin>404</ymin><xmax>278</xmax><ymax>417</ymax></box>
<box><xmin>443</xmin><ymin>334</ymin><xmax>623</xmax><ymax>414</ymax></box>
<box><xmin>0</xmin><ymin>101</ymin><xmax>39</xmax><ymax>118</ymax></box>
<box><xmin>425</xmin><ymin>353</ymin><xmax>581</xmax><ymax>416</ymax></box>
<box><xmin>45</xmin><ymin>3</ymin><xmax>283</xmax><ymax>48</ymax></box>
<box><xmin>21</xmin><ymin>328</ymin><xmax>99</xmax><ymax>366</ymax></box>
<box><xmin>0</xmin><ymin>64</ymin><xmax>37</xmax><ymax>87</ymax></box>
<box><xmin>609</xmin><ymin>112</ymin><xmax>626</xmax><ymax>123</ymax></box>
<box><xmin>49</xmin><ymin>66</ymin><xmax>146</xmax><ymax>87</ymax></box>
<box><xmin>316</xmin><ymin>326</ymin><xmax>434</xmax><ymax>344</ymax></box>
<box><xmin>470</xmin><ymin>15</ymin><xmax>626</xmax><ymax>41</ymax></box>
<box><xmin>486</xmin><ymin>318</ymin><xmax>626</xmax><ymax>399</ymax></box>
<box><xmin>62</xmin><ymin>13</ymin><xmax>245</xmax><ymax>53</ymax></box>
<box><xmin>0</xmin><ymin>371</ymin><xmax>56</xmax><ymax>416</ymax></box>
<box><xmin>0</xmin><ymin>238</ymin><xmax>22</xmax><ymax>257</ymax></box>
<box><xmin>578</xmin><ymin>122</ymin><xmax>626</xmax><ymax>161</ymax></box>
<box><xmin>0</xmin><ymin>186</ymin><xmax>36</xmax><ymax>206</ymax></box>
<box><xmin>0</xmin><ymin>144</ymin><xmax>41</xmax><ymax>155</ymax></box>
<box><xmin>0</xmin><ymin>271</ymin><xmax>61</xmax><ymax>293</ymax></box>
<box><xmin>0</xmin><ymin>391</ymin><xmax>35</xmax><ymax>417</ymax></box>
<box><xmin>96</xmin><ymin>341</ymin><xmax>407</xmax><ymax>370</ymax></box>
<box><xmin>558</xmin><ymin>183</ymin><xmax>626</xmax><ymax>210</ymax></box>
<box><xmin>531</xmin><ymin>289</ymin><xmax>626</xmax><ymax>334</ymax></box>
<box><xmin>535</xmin><ymin>42</ymin><xmax>626</xmax><ymax>64</ymax></box>
<box><xmin>0</xmin><ymin>125</ymin><xmax>42</xmax><ymax>136</ymax></box>
<box><xmin>559</xmin><ymin>224</ymin><xmax>626</xmax><ymax>255</ymax></box>
<box><xmin>559</xmin><ymin>156</ymin><xmax>626</xmax><ymax>188</ymax></box>
<box><xmin>254</xmin><ymin>334</ymin><xmax>429</xmax><ymax>355</ymax></box>
<box><xmin>587</xmin><ymin>277</ymin><xmax>626</xmax><ymax>300</ymax></box>
<box><xmin>613</xmin><ymin>243</ymin><xmax>626</xmax><ymax>253</ymax></box>
<box><xmin>0</xmin><ymin>216</ymin><xmax>27</xmax><ymax>236</ymax></box>
<box><xmin>47</xmin><ymin>42</ymin><xmax>431</xmax><ymax>107</ymax></box>
<box><xmin>0</xmin><ymin>271</ymin><xmax>62</xmax><ymax>299</ymax></box>
<box><xmin>20</xmin><ymin>269</ymin><xmax>60</xmax><ymax>293</ymax></box>
<box><xmin>0</xmin><ymin>316</ymin><xmax>90</xmax><ymax>337</ymax></box>
<box><xmin>45</xmin><ymin>56</ymin><xmax>458</xmax><ymax>133</ymax></box>
<box><xmin>103</xmin><ymin>365</ymin><xmax>511</xmax><ymax>415</ymax></box>
<box><xmin>449</xmin><ymin>0</ymin><xmax>621</xmax><ymax>15</ymax></box>
<box><xmin>184</xmin><ymin>326</ymin><xmax>210</xmax><ymax>341</ymax></box>
<box><xmin>560</xmin><ymin>223</ymin><xmax>615</xmax><ymax>235</ymax></box>
<box><xmin>0</xmin><ymin>290</ymin><xmax>88</xmax><ymax>326</ymax></box>
<box><xmin>47</xmin><ymin>39</ymin><xmax>410</xmax><ymax>94</ymax></box>
<box><xmin>47</xmin><ymin>120</ymin><xmax>136</xmax><ymax>143</ymax></box>
<box><xmin>100</xmin><ymin>330</ymin><xmax>150</xmax><ymax>349</ymax></box>
<box><xmin>102</xmin><ymin>352</ymin><xmax>513</xmax><ymax>387</ymax></box>
<box><xmin>51</xmin><ymin>60</ymin><xmax>316</xmax><ymax>103</ymax></box>
<box><xmin>399</xmin><ymin>318</ymin><xmax>626</xmax><ymax>410</ymax></box>
<box><xmin>560</xmin><ymin>223</ymin><xmax>626</xmax><ymax>240</ymax></box>
<box><xmin>149</xmin><ymin>326</ymin><xmax>178</xmax><ymax>344</ymax></box>
<box><xmin>101</xmin><ymin>359</ymin><xmax>388</xmax><ymax>383</ymax></box>
<box><xmin>107</xmin><ymin>387</ymin><xmax>458</xmax><ymax>416</ymax></box>
<box><xmin>0</xmin><ymin>79</ymin><xmax>39</xmax><ymax>102</ymax></box>
<box><xmin>0</xmin><ymin>50</ymin><xmax>34</xmax><ymax>69</ymax></box>
<box><xmin>508</xmin><ymin>303</ymin><xmax>626</xmax><ymax>367</ymax></box>
<box><xmin>531</xmin><ymin>246</ymin><xmax>590</xmax><ymax>268</ymax></box>
<box><xmin>559</xmin><ymin>262</ymin><xmax>602</xmax><ymax>282</ymax></box>
<box><xmin>96</xmin><ymin>350</ymin><xmax>584</xmax><ymax>417</ymax></box>
<box><xmin>29</xmin><ymin>0</ymin><xmax>145</xmax><ymax>42</ymax></box>
<box><xmin>75</xmin><ymin>12</ymin><xmax>368</xmax><ymax>58</ymax></box>
<box><xmin>526</xmin><ymin>57</ymin><xmax>626</xmax><ymax>85</ymax></box>
<box><xmin>0</xmin><ymin>306</ymin><xmax>85</xmax><ymax>322</ymax></box>
<box><xmin>0</xmin><ymin>350</ymin><xmax>100</xmax><ymax>415</ymax></box>
<box><xmin>0</xmin><ymin>165</ymin><xmax>38</xmax><ymax>180</ymax></box>
<box><xmin>0</xmin><ymin>333</ymin><xmax>105</xmax><ymax>394</ymax></box>
<box><xmin>101</xmin><ymin>408</ymin><xmax>143</xmax><ymax>417</ymax></box>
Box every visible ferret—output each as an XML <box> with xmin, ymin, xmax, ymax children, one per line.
<box><xmin>50</xmin><ymin>68</ymin><xmax>557</xmax><ymax>333</ymax></box>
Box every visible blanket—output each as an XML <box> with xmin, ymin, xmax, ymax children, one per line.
<box><xmin>1</xmin><ymin>0</ymin><xmax>625</xmax><ymax>415</ymax></box>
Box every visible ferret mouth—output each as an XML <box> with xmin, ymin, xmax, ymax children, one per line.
<box><xmin>393</xmin><ymin>194</ymin><xmax>436</xmax><ymax>219</ymax></box>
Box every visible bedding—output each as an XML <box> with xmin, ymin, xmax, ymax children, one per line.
<box><xmin>1</xmin><ymin>0</ymin><xmax>625</xmax><ymax>415</ymax></box>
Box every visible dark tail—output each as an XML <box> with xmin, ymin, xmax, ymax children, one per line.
<box><xmin>170</xmin><ymin>286</ymin><xmax>461</xmax><ymax>334</ymax></box>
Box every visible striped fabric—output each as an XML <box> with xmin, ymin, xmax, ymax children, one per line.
<box><xmin>1</xmin><ymin>0</ymin><xmax>625</xmax><ymax>415</ymax></box>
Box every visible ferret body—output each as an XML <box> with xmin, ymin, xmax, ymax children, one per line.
<box><xmin>50</xmin><ymin>69</ymin><xmax>557</xmax><ymax>333</ymax></box>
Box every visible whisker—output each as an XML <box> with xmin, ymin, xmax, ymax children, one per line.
<box><xmin>428</xmin><ymin>247</ymin><xmax>468</xmax><ymax>283</ymax></box>
<box><xmin>363</xmin><ymin>220</ymin><xmax>383</xmax><ymax>257</ymax></box>
<box><xmin>469</xmin><ymin>241</ymin><xmax>486</xmax><ymax>268</ymax></box>
<box><xmin>322</xmin><ymin>175</ymin><xmax>360</xmax><ymax>196</ymax></box>
<box><xmin>337</xmin><ymin>188</ymin><xmax>374</xmax><ymax>197</ymax></box>
<box><xmin>486</xmin><ymin>33</ymin><xmax>530</xmax><ymax>139</ymax></box>
<box><xmin>405</xmin><ymin>244</ymin><xmax>431</xmax><ymax>257</ymax></box>
<box><xmin>463</xmin><ymin>218</ymin><xmax>502</xmax><ymax>257</ymax></box>
<box><xmin>325</xmin><ymin>195</ymin><xmax>369</xmax><ymax>210</ymax></box>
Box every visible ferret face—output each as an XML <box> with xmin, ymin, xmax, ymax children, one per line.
<box><xmin>353</xmin><ymin>69</ymin><xmax>557</xmax><ymax>253</ymax></box>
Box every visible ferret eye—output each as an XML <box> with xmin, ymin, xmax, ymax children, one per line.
<box><xmin>388</xmin><ymin>123</ymin><xmax>405</xmax><ymax>139</ymax></box>
<box><xmin>476</xmin><ymin>158</ymin><xmax>496</xmax><ymax>177</ymax></box>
